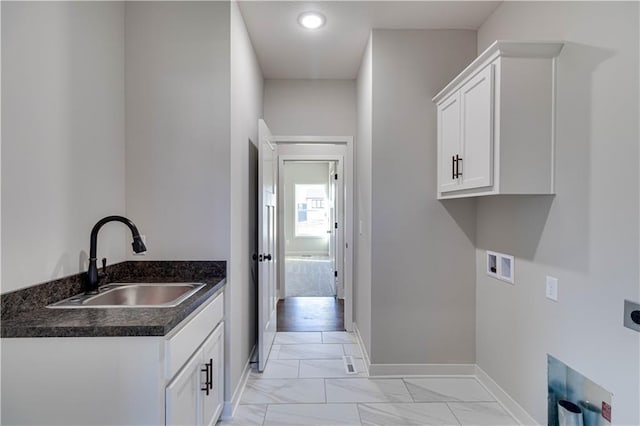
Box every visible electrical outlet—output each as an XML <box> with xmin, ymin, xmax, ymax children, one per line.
<box><xmin>623</xmin><ymin>300</ymin><xmax>640</xmax><ymax>332</ymax></box>
<box><xmin>546</xmin><ymin>276</ymin><xmax>558</xmax><ymax>301</ymax></box>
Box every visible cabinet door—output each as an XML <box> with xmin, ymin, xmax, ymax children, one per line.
<box><xmin>437</xmin><ymin>92</ymin><xmax>461</xmax><ymax>193</ymax></box>
<box><xmin>459</xmin><ymin>64</ymin><xmax>494</xmax><ymax>190</ymax></box>
<box><xmin>166</xmin><ymin>349</ymin><xmax>202</xmax><ymax>426</ymax></box>
<box><xmin>201</xmin><ymin>323</ymin><xmax>224</xmax><ymax>426</ymax></box>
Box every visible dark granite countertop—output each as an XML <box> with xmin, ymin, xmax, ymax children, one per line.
<box><xmin>1</xmin><ymin>261</ymin><xmax>226</xmax><ymax>338</ymax></box>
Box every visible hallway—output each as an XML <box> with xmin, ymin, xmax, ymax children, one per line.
<box><xmin>277</xmin><ymin>297</ymin><xmax>344</xmax><ymax>332</ymax></box>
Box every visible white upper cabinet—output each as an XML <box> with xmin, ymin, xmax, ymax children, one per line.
<box><xmin>433</xmin><ymin>41</ymin><xmax>564</xmax><ymax>199</ymax></box>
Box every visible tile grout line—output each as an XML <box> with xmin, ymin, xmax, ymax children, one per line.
<box><xmin>261</xmin><ymin>404</ymin><xmax>267</xmax><ymax>426</ymax></box>
<box><xmin>445</xmin><ymin>401</ymin><xmax>464</xmax><ymax>426</ymax></box>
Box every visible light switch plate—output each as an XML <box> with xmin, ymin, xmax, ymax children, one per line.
<box><xmin>623</xmin><ymin>300</ymin><xmax>640</xmax><ymax>332</ymax></box>
<box><xmin>545</xmin><ymin>276</ymin><xmax>558</xmax><ymax>301</ymax></box>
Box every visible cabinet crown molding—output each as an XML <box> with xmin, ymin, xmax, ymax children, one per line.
<box><xmin>433</xmin><ymin>40</ymin><xmax>564</xmax><ymax>103</ymax></box>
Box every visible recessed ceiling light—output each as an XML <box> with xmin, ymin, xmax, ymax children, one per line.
<box><xmin>298</xmin><ymin>12</ymin><xmax>326</xmax><ymax>30</ymax></box>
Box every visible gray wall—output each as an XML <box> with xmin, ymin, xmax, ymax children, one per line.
<box><xmin>1</xmin><ymin>2</ymin><xmax>127</xmax><ymax>293</ymax></box>
<box><xmin>283</xmin><ymin>162</ymin><xmax>331</xmax><ymax>256</ymax></box>
<box><xmin>355</xmin><ymin>35</ymin><xmax>373</xmax><ymax>356</ymax></box>
<box><xmin>229</xmin><ymin>0</ymin><xmax>263</xmax><ymax>409</ymax></box>
<box><xmin>264</xmin><ymin>79</ymin><xmax>356</xmax><ymax>136</ymax></box>
<box><xmin>368</xmin><ymin>30</ymin><xmax>478</xmax><ymax>365</ymax></box>
<box><xmin>125</xmin><ymin>1</ymin><xmax>230</xmax><ymax>262</ymax></box>
<box><xmin>476</xmin><ymin>2</ymin><xmax>640</xmax><ymax>423</ymax></box>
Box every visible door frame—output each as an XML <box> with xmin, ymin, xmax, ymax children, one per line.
<box><xmin>279</xmin><ymin>156</ymin><xmax>344</xmax><ymax>298</ymax></box>
<box><xmin>273</xmin><ymin>135</ymin><xmax>354</xmax><ymax>332</ymax></box>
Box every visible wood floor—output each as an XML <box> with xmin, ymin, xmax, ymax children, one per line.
<box><xmin>277</xmin><ymin>297</ymin><xmax>344</xmax><ymax>332</ymax></box>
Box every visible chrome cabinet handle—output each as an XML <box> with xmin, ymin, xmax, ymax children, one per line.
<box><xmin>452</xmin><ymin>156</ymin><xmax>456</xmax><ymax>180</ymax></box>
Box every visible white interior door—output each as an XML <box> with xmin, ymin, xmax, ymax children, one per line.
<box><xmin>328</xmin><ymin>162</ymin><xmax>337</xmax><ymax>296</ymax></box>
<box><xmin>334</xmin><ymin>160</ymin><xmax>344</xmax><ymax>300</ymax></box>
<box><xmin>258</xmin><ymin>119</ymin><xmax>278</xmax><ymax>372</ymax></box>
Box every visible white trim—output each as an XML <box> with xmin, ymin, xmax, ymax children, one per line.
<box><xmin>221</xmin><ymin>344</ymin><xmax>256</xmax><ymax>421</ymax></box>
<box><xmin>369</xmin><ymin>363</ymin><xmax>477</xmax><ymax>377</ymax></box>
<box><xmin>475</xmin><ymin>365</ymin><xmax>539</xmax><ymax>426</ymax></box>
<box><xmin>352</xmin><ymin>322</ymin><xmax>371</xmax><ymax>376</ymax></box>
<box><xmin>273</xmin><ymin>135</ymin><xmax>353</xmax><ymax>145</ymax></box>
<box><xmin>432</xmin><ymin>40</ymin><xmax>564</xmax><ymax>103</ymax></box>
<box><xmin>273</xmin><ymin>135</ymin><xmax>354</xmax><ymax>332</ymax></box>
<box><xmin>550</xmin><ymin>55</ymin><xmax>557</xmax><ymax>194</ymax></box>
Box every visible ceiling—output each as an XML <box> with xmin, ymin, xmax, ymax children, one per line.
<box><xmin>237</xmin><ymin>1</ymin><xmax>501</xmax><ymax>79</ymax></box>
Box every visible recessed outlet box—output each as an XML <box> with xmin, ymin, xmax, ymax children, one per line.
<box><xmin>623</xmin><ymin>299</ymin><xmax>640</xmax><ymax>332</ymax></box>
<box><xmin>486</xmin><ymin>251</ymin><xmax>514</xmax><ymax>284</ymax></box>
<box><xmin>499</xmin><ymin>254</ymin><xmax>514</xmax><ymax>284</ymax></box>
<box><xmin>486</xmin><ymin>251</ymin><xmax>498</xmax><ymax>278</ymax></box>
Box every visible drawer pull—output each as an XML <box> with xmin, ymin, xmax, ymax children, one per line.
<box><xmin>200</xmin><ymin>358</ymin><xmax>213</xmax><ymax>395</ymax></box>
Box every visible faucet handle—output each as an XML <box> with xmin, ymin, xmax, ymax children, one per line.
<box><xmin>99</xmin><ymin>258</ymin><xmax>110</xmax><ymax>284</ymax></box>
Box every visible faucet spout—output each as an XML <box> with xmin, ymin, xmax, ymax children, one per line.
<box><xmin>86</xmin><ymin>215</ymin><xmax>147</xmax><ymax>294</ymax></box>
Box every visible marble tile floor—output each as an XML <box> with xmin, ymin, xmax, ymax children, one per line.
<box><xmin>219</xmin><ymin>331</ymin><xmax>520</xmax><ymax>426</ymax></box>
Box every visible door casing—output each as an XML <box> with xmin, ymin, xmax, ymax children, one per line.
<box><xmin>274</xmin><ymin>136</ymin><xmax>354</xmax><ymax>332</ymax></box>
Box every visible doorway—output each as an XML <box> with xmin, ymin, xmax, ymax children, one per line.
<box><xmin>278</xmin><ymin>160</ymin><xmax>344</xmax><ymax>332</ymax></box>
<box><xmin>275</xmin><ymin>143</ymin><xmax>352</xmax><ymax>333</ymax></box>
<box><xmin>283</xmin><ymin>161</ymin><xmax>337</xmax><ymax>298</ymax></box>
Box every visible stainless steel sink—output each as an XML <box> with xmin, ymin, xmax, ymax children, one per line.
<box><xmin>48</xmin><ymin>283</ymin><xmax>205</xmax><ymax>308</ymax></box>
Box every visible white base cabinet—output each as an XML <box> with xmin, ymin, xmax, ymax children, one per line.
<box><xmin>166</xmin><ymin>322</ymin><xmax>224</xmax><ymax>426</ymax></box>
<box><xmin>1</xmin><ymin>291</ymin><xmax>224</xmax><ymax>426</ymax></box>
<box><xmin>433</xmin><ymin>40</ymin><xmax>564</xmax><ymax>199</ymax></box>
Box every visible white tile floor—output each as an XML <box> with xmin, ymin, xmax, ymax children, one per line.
<box><xmin>219</xmin><ymin>331</ymin><xmax>520</xmax><ymax>426</ymax></box>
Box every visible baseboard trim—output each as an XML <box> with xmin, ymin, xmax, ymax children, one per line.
<box><xmin>369</xmin><ymin>363</ymin><xmax>476</xmax><ymax>377</ymax></box>
<box><xmin>221</xmin><ymin>344</ymin><xmax>256</xmax><ymax>420</ymax></box>
<box><xmin>475</xmin><ymin>365</ymin><xmax>539</xmax><ymax>426</ymax></box>
<box><xmin>351</xmin><ymin>322</ymin><xmax>371</xmax><ymax>376</ymax></box>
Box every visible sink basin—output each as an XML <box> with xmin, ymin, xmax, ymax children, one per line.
<box><xmin>48</xmin><ymin>283</ymin><xmax>205</xmax><ymax>308</ymax></box>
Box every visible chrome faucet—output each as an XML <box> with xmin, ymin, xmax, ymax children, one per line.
<box><xmin>86</xmin><ymin>216</ymin><xmax>147</xmax><ymax>294</ymax></box>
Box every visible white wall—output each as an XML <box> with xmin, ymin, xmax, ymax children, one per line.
<box><xmin>125</xmin><ymin>1</ymin><xmax>230</xmax><ymax>261</ymax></box>
<box><xmin>355</xmin><ymin>35</ymin><xmax>373</xmax><ymax>356</ymax></box>
<box><xmin>369</xmin><ymin>30</ymin><xmax>478</xmax><ymax>365</ymax></box>
<box><xmin>1</xmin><ymin>2</ymin><xmax>127</xmax><ymax>293</ymax></box>
<box><xmin>476</xmin><ymin>2</ymin><xmax>640</xmax><ymax>424</ymax></box>
<box><xmin>264</xmin><ymin>79</ymin><xmax>356</xmax><ymax>137</ymax></box>
<box><xmin>283</xmin><ymin>162</ymin><xmax>331</xmax><ymax>256</ymax></box>
<box><xmin>229</xmin><ymin>0</ymin><xmax>263</xmax><ymax>412</ymax></box>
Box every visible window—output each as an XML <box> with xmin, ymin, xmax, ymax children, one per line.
<box><xmin>294</xmin><ymin>184</ymin><xmax>329</xmax><ymax>237</ymax></box>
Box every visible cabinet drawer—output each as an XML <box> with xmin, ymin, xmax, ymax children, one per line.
<box><xmin>165</xmin><ymin>292</ymin><xmax>223</xmax><ymax>379</ymax></box>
